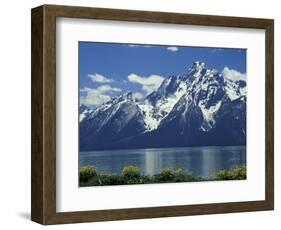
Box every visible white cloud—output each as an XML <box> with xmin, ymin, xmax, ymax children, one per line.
<box><xmin>88</xmin><ymin>73</ymin><xmax>112</xmax><ymax>83</ymax></box>
<box><xmin>127</xmin><ymin>44</ymin><xmax>152</xmax><ymax>48</ymax></box>
<box><xmin>167</xmin><ymin>46</ymin><xmax>178</xmax><ymax>52</ymax></box>
<box><xmin>211</xmin><ymin>48</ymin><xmax>224</xmax><ymax>53</ymax></box>
<box><xmin>96</xmin><ymin>84</ymin><xmax>122</xmax><ymax>93</ymax></box>
<box><xmin>128</xmin><ymin>44</ymin><xmax>139</xmax><ymax>48</ymax></box>
<box><xmin>133</xmin><ymin>92</ymin><xmax>145</xmax><ymax>100</ymax></box>
<box><xmin>80</xmin><ymin>92</ymin><xmax>111</xmax><ymax>106</ymax></box>
<box><xmin>128</xmin><ymin>73</ymin><xmax>164</xmax><ymax>95</ymax></box>
<box><xmin>80</xmin><ymin>85</ymin><xmax>122</xmax><ymax>106</ymax></box>
<box><xmin>222</xmin><ymin>67</ymin><xmax>246</xmax><ymax>82</ymax></box>
<box><xmin>79</xmin><ymin>87</ymin><xmax>92</xmax><ymax>92</ymax></box>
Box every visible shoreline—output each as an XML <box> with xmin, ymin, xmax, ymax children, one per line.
<box><xmin>80</xmin><ymin>165</ymin><xmax>246</xmax><ymax>187</ymax></box>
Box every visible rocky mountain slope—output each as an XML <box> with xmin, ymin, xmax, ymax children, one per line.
<box><xmin>79</xmin><ymin>61</ymin><xmax>246</xmax><ymax>150</ymax></box>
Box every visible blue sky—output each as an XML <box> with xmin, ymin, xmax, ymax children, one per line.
<box><xmin>79</xmin><ymin>42</ymin><xmax>246</xmax><ymax>107</ymax></box>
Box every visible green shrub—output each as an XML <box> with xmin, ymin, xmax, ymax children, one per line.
<box><xmin>173</xmin><ymin>168</ymin><xmax>188</xmax><ymax>182</ymax></box>
<box><xmin>185</xmin><ymin>172</ymin><xmax>201</xmax><ymax>181</ymax></box>
<box><xmin>79</xmin><ymin>165</ymin><xmax>245</xmax><ymax>186</ymax></box>
<box><xmin>138</xmin><ymin>175</ymin><xmax>153</xmax><ymax>184</ymax></box>
<box><xmin>174</xmin><ymin>168</ymin><xmax>184</xmax><ymax>175</ymax></box>
<box><xmin>122</xmin><ymin>166</ymin><xmax>140</xmax><ymax>178</ymax></box>
<box><xmin>216</xmin><ymin>165</ymin><xmax>246</xmax><ymax>180</ymax></box>
<box><xmin>157</xmin><ymin>168</ymin><xmax>174</xmax><ymax>182</ymax></box>
<box><xmin>79</xmin><ymin>166</ymin><xmax>97</xmax><ymax>182</ymax></box>
<box><xmin>104</xmin><ymin>174</ymin><xmax>126</xmax><ymax>185</ymax></box>
<box><xmin>92</xmin><ymin>173</ymin><xmax>111</xmax><ymax>186</ymax></box>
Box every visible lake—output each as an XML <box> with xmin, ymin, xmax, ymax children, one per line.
<box><xmin>79</xmin><ymin>146</ymin><xmax>246</xmax><ymax>178</ymax></box>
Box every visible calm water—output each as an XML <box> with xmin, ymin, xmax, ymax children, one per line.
<box><xmin>80</xmin><ymin>146</ymin><xmax>246</xmax><ymax>177</ymax></box>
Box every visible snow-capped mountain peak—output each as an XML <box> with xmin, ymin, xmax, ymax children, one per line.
<box><xmin>140</xmin><ymin>74</ymin><xmax>189</xmax><ymax>131</ymax></box>
<box><xmin>193</xmin><ymin>61</ymin><xmax>206</xmax><ymax>70</ymax></box>
<box><xmin>79</xmin><ymin>61</ymin><xmax>246</xmax><ymax>150</ymax></box>
<box><xmin>111</xmin><ymin>91</ymin><xmax>135</xmax><ymax>103</ymax></box>
<box><xmin>222</xmin><ymin>67</ymin><xmax>247</xmax><ymax>101</ymax></box>
<box><xmin>79</xmin><ymin>104</ymin><xmax>92</xmax><ymax>122</ymax></box>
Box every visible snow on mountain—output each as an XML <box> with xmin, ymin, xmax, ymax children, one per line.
<box><xmin>79</xmin><ymin>61</ymin><xmax>247</xmax><ymax>150</ymax></box>
<box><xmin>79</xmin><ymin>92</ymin><xmax>146</xmax><ymax>150</ymax></box>
<box><xmin>79</xmin><ymin>104</ymin><xmax>92</xmax><ymax>122</ymax></box>
<box><xmin>83</xmin><ymin>92</ymin><xmax>142</xmax><ymax>132</ymax></box>
<box><xmin>222</xmin><ymin>67</ymin><xmax>247</xmax><ymax>101</ymax></box>
<box><xmin>139</xmin><ymin>75</ymin><xmax>188</xmax><ymax>131</ymax></box>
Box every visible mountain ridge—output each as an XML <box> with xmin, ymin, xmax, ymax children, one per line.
<box><xmin>79</xmin><ymin>61</ymin><xmax>246</xmax><ymax>150</ymax></box>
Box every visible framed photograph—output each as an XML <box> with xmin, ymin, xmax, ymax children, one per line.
<box><xmin>31</xmin><ymin>4</ymin><xmax>274</xmax><ymax>224</ymax></box>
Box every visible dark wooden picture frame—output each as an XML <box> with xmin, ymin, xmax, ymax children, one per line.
<box><xmin>31</xmin><ymin>4</ymin><xmax>274</xmax><ymax>225</ymax></box>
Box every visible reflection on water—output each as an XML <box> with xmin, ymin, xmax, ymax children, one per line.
<box><xmin>80</xmin><ymin>146</ymin><xmax>246</xmax><ymax>177</ymax></box>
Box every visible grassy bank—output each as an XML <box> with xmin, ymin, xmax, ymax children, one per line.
<box><xmin>79</xmin><ymin>165</ymin><xmax>246</xmax><ymax>187</ymax></box>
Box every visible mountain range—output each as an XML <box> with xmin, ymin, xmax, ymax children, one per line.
<box><xmin>79</xmin><ymin>61</ymin><xmax>246</xmax><ymax>151</ymax></box>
